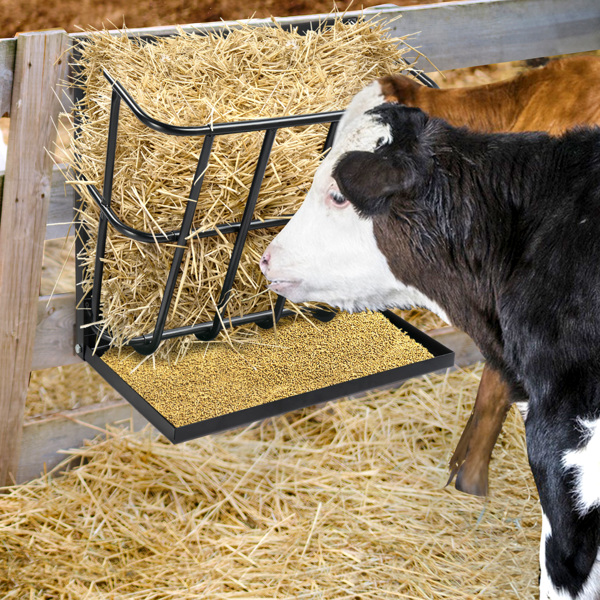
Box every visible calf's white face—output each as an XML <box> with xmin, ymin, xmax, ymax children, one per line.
<box><xmin>260</xmin><ymin>82</ymin><xmax>448</xmax><ymax>321</ymax></box>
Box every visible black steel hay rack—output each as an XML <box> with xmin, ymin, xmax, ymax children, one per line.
<box><xmin>74</xmin><ymin>28</ymin><xmax>453</xmax><ymax>443</ymax></box>
<box><xmin>79</xmin><ymin>69</ymin><xmax>344</xmax><ymax>356</ymax></box>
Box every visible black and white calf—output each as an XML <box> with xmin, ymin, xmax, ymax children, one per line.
<box><xmin>260</xmin><ymin>83</ymin><xmax>600</xmax><ymax>599</ymax></box>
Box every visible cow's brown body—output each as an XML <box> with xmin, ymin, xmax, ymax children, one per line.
<box><xmin>380</xmin><ymin>56</ymin><xmax>600</xmax><ymax>136</ymax></box>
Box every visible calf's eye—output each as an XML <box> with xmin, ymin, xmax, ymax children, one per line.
<box><xmin>328</xmin><ymin>189</ymin><xmax>349</xmax><ymax>208</ymax></box>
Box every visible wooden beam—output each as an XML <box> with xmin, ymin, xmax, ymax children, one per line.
<box><xmin>426</xmin><ymin>326</ymin><xmax>484</xmax><ymax>366</ymax></box>
<box><xmin>0</xmin><ymin>30</ymin><xmax>70</xmax><ymax>486</ymax></box>
<box><xmin>34</xmin><ymin>294</ymin><xmax>80</xmax><ymax>370</ymax></box>
<box><xmin>0</xmin><ymin>165</ymin><xmax>77</xmax><ymax>241</ymax></box>
<box><xmin>44</xmin><ymin>165</ymin><xmax>75</xmax><ymax>240</ymax></box>
<box><xmin>379</xmin><ymin>0</ymin><xmax>600</xmax><ymax>72</ymax></box>
<box><xmin>17</xmin><ymin>399</ymin><xmax>147</xmax><ymax>483</ymax></box>
<box><xmin>63</xmin><ymin>0</ymin><xmax>600</xmax><ymax>70</ymax></box>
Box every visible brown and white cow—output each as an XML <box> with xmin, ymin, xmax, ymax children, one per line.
<box><xmin>260</xmin><ymin>84</ymin><xmax>600</xmax><ymax>598</ymax></box>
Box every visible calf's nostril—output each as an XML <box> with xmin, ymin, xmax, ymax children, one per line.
<box><xmin>260</xmin><ymin>251</ymin><xmax>270</xmax><ymax>274</ymax></box>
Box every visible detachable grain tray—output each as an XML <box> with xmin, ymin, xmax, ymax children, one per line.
<box><xmin>81</xmin><ymin>312</ymin><xmax>454</xmax><ymax>443</ymax></box>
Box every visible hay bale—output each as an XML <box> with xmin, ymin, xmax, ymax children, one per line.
<box><xmin>67</xmin><ymin>18</ymin><xmax>415</xmax><ymax>357</ymax></box>
<box><xmin>0</xmin><ymin>364</ymin><xmax>539</xmax><ymax>598</ymax></box>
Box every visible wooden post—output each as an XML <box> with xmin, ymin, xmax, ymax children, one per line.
<box><xmin>0</xmin><ymin>30</ymin><xmax>69</xmax><ymax>486</ymax></box>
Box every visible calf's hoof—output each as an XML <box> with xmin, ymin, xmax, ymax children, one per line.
<box><xmin>454</xmin><ymin>460</ymin><xmax>489</xmax><ymax>497</ymax></box>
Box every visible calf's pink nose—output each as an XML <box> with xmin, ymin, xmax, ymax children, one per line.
<box><xmin>260</xmin><ymin>251</ymin><xmax>271</xmax><ymax>275</ymax></box>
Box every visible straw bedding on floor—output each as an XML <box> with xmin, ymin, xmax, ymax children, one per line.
<box><xmin>3</xmin><ymin>364</ymin><xmax>539</xmax><ymax>599</ymax></box>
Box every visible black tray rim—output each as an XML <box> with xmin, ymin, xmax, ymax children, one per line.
<box><xmin>83</xmin><ymin>310</ymin><xmax>454</xmax><ymax>444</ymax></box>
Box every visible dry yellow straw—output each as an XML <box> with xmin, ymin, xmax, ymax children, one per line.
<box><xmin>2</xmin><ymin>364</ymin><xmax>540</xmax><ymax>598</ymax></box>
<box><xmin>67</xmin><ymin>17</ymin><xmax>417</xmax><ymax>358</ymax></box>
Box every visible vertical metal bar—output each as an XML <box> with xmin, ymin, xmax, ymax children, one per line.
<box><xmin>129</xmin><ymin>134</ymin><xmax>215</xmax><ymax>355</ymax></box>
<box><xmin>196</xmin><ymin>127</ymin><xmax>277</xmax><ymax>342</ymax></box>
<box><xmin>255</xmin><ymin>120</ymin><xmax>339</xmax><ymax>333</ymax></box>
<box><xmin>272</xmin><ymin>294</ymin><xmax>287</xmax><ymax>322</ymax></box>
<box><xmin>256</xmin><ymin>293</ymin><xmax>287</xmax><ymax>329</ymax></box>
<box><xmin>322</xmin><ymin>120</ymin><xmax>339</xmax><ymax>154</ymax></box>
<box><xmin>91</xmin><ymin>88</ymin><xmax>121</xmax><ymax>323</ymax></box>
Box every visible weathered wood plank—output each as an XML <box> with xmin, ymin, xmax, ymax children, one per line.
<box><xmin>67</xmin><ymin>0</ymin><xmax>600</xmax><ymax>72</ymax></box>
<box><xmin>427</xmin><ymin>326</ymin><xmax>484</xmax><ymax>366</ymax></box>
<box><xmin>17</xmin><ymin>400</ymin><xmax>148</xmax><ymax>483</ymax></box>
<box><xmin>45</xmin><ymin>165</ymin><xmax>75</xmax><ymax>240</ymax></box>
<box><xmin>0</xmin><ymin>30</ymin><xmax>70</xmax><ymax>486</ymax></box>
<box><xmin>0</xmin><ymin>165</ymin><xmax>76</xmax><ymax>240</ymax></box>
<box><xmin>380</xmin><ymin>0</ymin><xmax>600</xmax><ymax>71</ymax></box>
<box><xmin>64</xmin><ymin>0</ymin><xmax>600</xmax><ymax>69</ymax></box>
<box><xmin>33</xmin><ymin>294</ymin><xmax>80</xmax><ymax>371</ymax></box>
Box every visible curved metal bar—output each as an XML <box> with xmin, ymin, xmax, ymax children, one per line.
<box><xmin>403</xmin><ymin>66</ymin><xmax>440</xmax><ymax>89</ymax></box>
<box><xmin>104</xmin><ymin>70</ymin><xmax>344</xmax><ymax>136</ymax></box>
<box><xmin>84</xmin><ymin>71</ymin><xmax>350</xmax><ymax>355</ymax></box>
<box><xmin>85</xmin><ymin>182</ymin><xmax>292</xmax><ymax>243</ymax></box>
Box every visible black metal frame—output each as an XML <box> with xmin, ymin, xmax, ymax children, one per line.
<box><xmin>73</xmin><ymin>18</ymin><xmax>438</xmax><ymax>358</ymax></box>
<box><xmin>72</xmin><ymin>24</ymin><xmax>452</xmax><ymax>443</ymax></box>
<box><xmin>78</xmin><ymin>70</ymin><xmax>343</xmax><ymax>356</ymax></box>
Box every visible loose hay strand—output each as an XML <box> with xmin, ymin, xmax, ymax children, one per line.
<box><xmin>69</xmin><ymin>17</ymin><xmax>416</xmax><ymax>358</ymax></box>
<box><xmin>1</xmin><ymin>364</ymin><xmax>539</xmax><ymax>598</ymax></box>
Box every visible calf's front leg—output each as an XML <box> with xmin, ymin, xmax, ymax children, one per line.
<box><xmin>526</xmin><ymin>397</ymin><xmax>600</xmax><ymax>600</ymax></box>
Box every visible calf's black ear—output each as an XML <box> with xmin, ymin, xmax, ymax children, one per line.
<box><xmin>333</xmin><ymin>150</ymin><xmax>417</xmax><ymax>217</ymax></box>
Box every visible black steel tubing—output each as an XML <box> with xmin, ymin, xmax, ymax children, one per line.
<box><xmin>255</xmin><ymin>294</ymin><xmax>287</xmax><ymax>329</ymax></box>
<box><xmin>93</xmin><ymin>303</ymin><xmax>335</xmax><ymax>347</ymax></box>
<box><xmin>91</xmin><ymin>88</ymin><xmax>122</xmax><ymax>322</ymax></box>
<box><xmin>129</xmin><ymin>134</ymin><xmax>215</xmax><ymax>354</ymax></box>
<box><xmin>404</xmin><ymin>67</ymin><xmax>439</xmax><ymax>89</ymax></box>
<box><xmin>322</xmin><ymin>120</ymin><xmax>339</xmax><ymax>153</ymax></box>
<box><xmin>127</xmin><ymin>307</ymin><xmax>297</xmax><ymax>345</ymax></box>
<box><xmin>196</xmin><ymin>127</ymin><xmax>278</xmax><ymax>342</ymax></box>
<box><xmin>84</xmin><ymin>73</ymin><xmax>348</xmax><ymax>355</ymax></box>
<box><xmin>85</xmin><ymin>183</ymin><xmax>292</xmax><ymax>243</ymax></box>
<box><xmin>104</xmin><ymin>71</ymin><xmax>344</xmax><ymax>137</ymax></box>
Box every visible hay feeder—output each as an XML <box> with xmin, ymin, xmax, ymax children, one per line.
<box><xmin>74</xmin><ymin>28</ymin><xmax>454</xmax><ymax>444</ymax></box>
